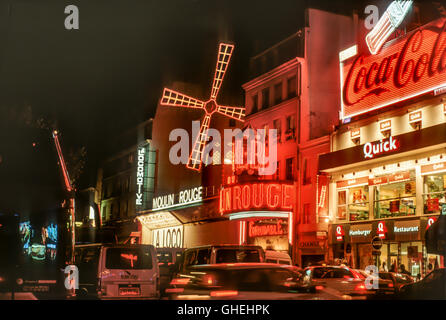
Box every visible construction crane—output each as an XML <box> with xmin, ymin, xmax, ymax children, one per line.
<box><xmin>52</xmin><ymin>130</ymin><xmax>76</xmax><ymax>265</ymax></box>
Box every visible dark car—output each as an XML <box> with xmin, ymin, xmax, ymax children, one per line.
<box><xmin>398</xmin><ymin>268</ymin><xmax>446</xmax><ymax>300</ymax></box>
<box><xmin>166</xmin><ymin>263</ymin><xmax>318</xmax><ymax>300</ymax></box>
<box><xmin>378</xmin><ymin>272</ymin><xmax>414</xmax><ymax>293</ymax></box>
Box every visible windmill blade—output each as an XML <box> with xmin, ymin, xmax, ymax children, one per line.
<box><xmin>160</xmin><ymin>88</ymin><xmax>205</xmax><ymax>109</ymax></box>
<box><xmin>217</xmin><ymin>105</ymin><xmax>245</xmax><ymax>122</ymax></box>
<box><xmin>210</xmin><ymin>43</ymin><xmax>234</xmax><ymax>100</ymax></box>
<box><xmin>187</xmin><ymin>115</ymin><xmax>212</xmax><ymax>171</ymax></box>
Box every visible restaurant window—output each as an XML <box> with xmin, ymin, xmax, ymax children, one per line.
<box><xmin>374</xmin><ymin>172</ymin><xmax>416</xmax><ymax>219</ymax></box>
<box><xmin>423</xmin><ymin>173</ymin><xmax>446</xmax><ymax>214</ymax></box>
<box><xmin>337</xmin><ymin>186</ymin><xmax>369</xmax><ymax>221</ymax></box>
<box><xmin>285</xmin><ymin>115</ymin><xmax>296</xmax><ymax>141</ymax></box>
<box><xmin>251</xmin><ymin>94</ymin><xmax>258</xmax><ymax>114</ymax></box>
<box><xmin>286</xmin><ymin>158</ymin><xmax>294</xmax><ymax>181</ymax></box>
<box><xmin>262</xmin><ymin>87</ymin><xmax>270</xmax><ymax>109</ymax></box>
<box><xmin>287</xmin><ymin>76</ymin><xmax>297</xmax><ymax>99</ymax></box>
<box><xmin>274</xmin><ymin>82</ymin><xmax>283</xmax><ymax>105</ymax></box>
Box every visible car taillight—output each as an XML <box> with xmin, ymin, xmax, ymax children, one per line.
<box><xmin>343</xmin><ymin>275</ymin><xmax>353</xmax><ymax>280</ymax></box>
<box><xmin>355</xmin><ymin>284</ymin><xmax>366</xmax><ymax>291</ymax></box>
<box><xmin>165</xmin><ymin>288</ymin><xmax>184</xmax><ymax>294</ymax></box>
<box><xmin>210</xmin><ymin>290</ymin><xmax>238</xmax><ymax>297</ymax></box>
<box><xmin>202</xmin><ymin>274</ymin><xmax>216</xmax><ymax>286</ymax></box>
<box><xmin>388</xmin><ymin>282</ymin><xmax>394</xmax><ymax>288</ymax></box>
<box><xmin>315</xmin><ymin>285</ymin><xmax>324</xmax><ymax>290</ymax></box>
<box><xmin>170</xmin><ymin>278</ymin><xmax>190</xmax><ymax>285</ymax></box>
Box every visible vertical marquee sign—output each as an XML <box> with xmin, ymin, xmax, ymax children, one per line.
<box><xmin>136</xmin><ymin>146</ymin><xmax>147</xmax><ymax>206</ymax></box>
<box><xmin>341</xmin><ymin>17</ymin><xmax>446</xmax><ymax>120</ymax></box>
<box><xmin>135</xmin><ymin>143</ymin><xmax>156</xmax><ymax>210</ymax></box>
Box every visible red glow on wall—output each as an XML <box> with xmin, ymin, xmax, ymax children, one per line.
<box><xmin>248</xmin><ymin>219</ymin><xmax>286</xmax><ymax>237</ymax></box>
<box><xmin>219</xmin><ymin>182</ymin><xmax>294</xmax><ymax>215</ymax></box>
<box><xmin>341</xmin><ymin>18</ymin><xmax>446</xmax><ymax>119</ymax></box>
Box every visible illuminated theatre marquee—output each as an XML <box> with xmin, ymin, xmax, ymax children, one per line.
<box><xmin>341</xmin><ymin>18</ymin><xmax>446</xmax><ymax>120</ymax></box>
<box><xmin>219</xmin><ymin>182</ymin><xmax>294</xmax><ymax>215</ymax></box>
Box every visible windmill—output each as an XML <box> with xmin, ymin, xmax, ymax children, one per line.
<box><xmin>160</xmin><ymin>43</ymin><xmax>245</xmax><ymax>171</ymax></box>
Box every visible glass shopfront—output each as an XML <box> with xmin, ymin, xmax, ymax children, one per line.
<box><xmin>336</xmin><ymin>178</ymin><xmax>369</xmax><ymax>222</ymax></box>
<box><xmin>423</xmin><ymin>172</ymin><xmax>446</xmax><ymax>214</ymax></box>
<box><xmin>374</xmin><ymin>172</ymin><xmax>416</xmax><ymax>219</ymax></box>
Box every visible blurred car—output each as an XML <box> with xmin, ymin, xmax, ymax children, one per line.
<box><xmin>378</xmin><ymin>272</ymin><xmax>414</xmax><ymax>293</ymax></box>
<box><xmin>166</xmin><ymin>263</ymin><xmax>324</xmax><ymax>300</ymax></box>
<box><xmin>302</xmin><ymin>266</ymin><xmax>376</xmax><ymax>299</ymax></box>
<box><xmin>397</xmin><ymin>268</ymin><xmax>446</xmax><ymax>300</ymax></box>
<box><xmin>354</xmin><ymin>269</ymin><xmax>395</xmax><ymax>296</ymax></box>
<box><xmin>264</xmin><ymin>250</ymin><xmax>292</xmax><ymax>265</ymax></box>
<box><xmin>156</xmin><ymin>248</ymin><xmax>184</xmax><ymax>296</ymax></box>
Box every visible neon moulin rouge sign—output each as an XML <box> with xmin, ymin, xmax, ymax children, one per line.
<box><xmin>363</xmin><ymin>136</ymin><xmax>400</xmax><ymax>159</ymax></box>
<box><xmin>219</xmin><ymin>182</ymin><xmax>294</xmax><ymax>215</ymax></box>
<box><xmin>341</xmin><ymin>18</ymin><xmax>446</xmax><ymax>120</ymax></box>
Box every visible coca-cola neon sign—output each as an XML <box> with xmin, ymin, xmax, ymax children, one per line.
<box><xmin>219</xmin><ymin>182</ymin><xmax>294</xmax><ymax>215</ymax></box>
<box><xmin>363</xmin><ymin>136</ymin><xmax>399</xmax><ymax>159</ymax></box>
<box><xmin>341</xmin><ymin>18</ymin><xmax>446</xmax><ymax>120</ymax></box>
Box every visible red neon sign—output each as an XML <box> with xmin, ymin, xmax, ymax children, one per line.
<box><xmin>427</xmin><ymin>217</ymin><xmax>438</xmax><ymax>230</ymax></box>
<box><xmin>342</xmin><ymin>18</ymin><xmax>446</xmax><ymax>119</ymax></box>
<box><xmin>248</xmin><ymin>219</ymin><xmax>286</xmax><ymax>237</ymax></box>
<box><xmin>121</xmin><ymin>253</ymin><xmax>138</xmax><ymax>268</ymax></box>
<box><xmin>219</xmin><ymin>182</ymin><xmax>294</xmax><ymax>215</ymax></box>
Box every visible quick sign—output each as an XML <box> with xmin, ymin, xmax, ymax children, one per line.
<box><xmin>219</xmin><ymin>182</ymin><xmax>294</xmax><ymax>215</ymax></box>
<box><xmin>377</xmin><ymin>221</ymin><xmax>388</xmax><ymax>238</ymax></box>
<box><xmin>136</xmin><ymin>147</ymin><xmax>146</xmax><ymax>206</ymax></box>
<box><xmin>341</xmin><ymin>18</ymin><xmax>446</xmax><ymax>120</ymax></box>
<box><xmin>363</xmin><ymin>136</ymin><xmax>399</xmax><ymax>159</ymax></box>
<box><xmin>335</xmin><ymin>225</ymin><xmax>345</xmax><ymax>241</ymax></box>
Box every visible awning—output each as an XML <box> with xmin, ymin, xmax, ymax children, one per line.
<box><xmin>137</xmin><ymin>211</ymin><xmax>182</xmax><ymax>230</ymax></box>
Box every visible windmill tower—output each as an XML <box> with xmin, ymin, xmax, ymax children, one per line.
<box><xmin>160</xmin><ymin>43</ymin><xmax>245</xmax><ymax>171</ymax></box>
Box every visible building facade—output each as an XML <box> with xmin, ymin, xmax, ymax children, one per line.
<box><xmin>320</xmin><ymin>16</ymin><xmax>446</xmax><ymax>276</ymax></box>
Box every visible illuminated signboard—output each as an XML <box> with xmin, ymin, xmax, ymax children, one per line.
<box><xmin>363</xmin><ymin>136</ymin><xmax>399</xmax><ymax>159</ymax></box>
<box><xmin>136</xmin><ymin>147</ymin><xmax>146</xmax><ymax>206</ymax></box>
<box><xmin>377</xmin><ymin>221</ymin><xmax>388</xmax><ymax>238</ymax></box>
<box><xmin>248</xmin><ymin>219</ymin><xmax>287</xmax><ymax>237</ymax></box>
<box><xmin>341</xmin><ymin>18</ymin><xmax>446</xmax><ymax>120</ymax></box>
<box><xmin>219</xmin><ymin>182</ymin><xmax>294</xmax><ymax>215</ymax></box>
<box><xmin>427</xmin><ymin>216</ymin><xmax>438</xmax><ymax>230</ymax></box>
<box><xmin>153</xmin><ymin>226</ymin><xmax>183</xmax><ymax>248</ymax></box>
<box><xmin>335</xmin><ymin>225</ymin><xmax>345</xmax><ymax>241</ymax></box>
<box><xmin>152</xmin><ymin>187</ymin><xmax>203</xmax><ymax>211</ymax></box>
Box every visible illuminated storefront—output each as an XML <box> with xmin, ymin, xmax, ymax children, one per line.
<box><xmin>219</xmin><ymin>181</ymin><xmax>296</xmax><ymax>253</ymax></box>
<box><xmin>320</xmin><ymin>17</ymin><xmax>446</xmax><ymax>276</ymax></box>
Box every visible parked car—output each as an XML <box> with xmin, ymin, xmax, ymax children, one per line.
<box><xmin>397</xmin><ymin>268</ymin><xmax>446</xmax><ymax>299</ymax></box>
<box><xmin>264</xmin><ymin>250</ymin><xmax>292</xmax><ymax>265</ymax></box>
<box><xmin>166</xmin><ymin>263</ymin><xmax>328</xmax><ymax>300</ymax></box>
<box><xmin>302</xmin><ymin>266</ymin><xmax>375</xmax><ymax>299</ymax></box>
<box><xmin>378</xmin><ymin>272</ymin><xmax>414</xmax><ymax>293</ymax></box>
<box><xmin>174</xmin><ymin>245</ymin><xmax>265</xmax><ymax>275</ymax></box>
<box><xmin>74</xmin><ymin>243</ymin><xmax>159</xmax><ymax>299</ymax></box>
<box><xmin>156</xmin><ymin>247</ymin><xmax>184</xmax><ymax>296</ymax></box>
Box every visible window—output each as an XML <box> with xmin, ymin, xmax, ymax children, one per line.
<box><xmin>262</xmin><ymin>87</ymin><xmax>270</xmax><ymax>109</ymax></box>
<box><xmin>251</xmin><ymin>94</ymin><xmax>258</xmax><ymax>114</ymax></box>
<box><xmin>287</xmin><ymin>76</ymin><xmax>297</xmax><ymax>99</ymax></box>
<box><xmin>105</xmin><ymin>247</ymin><xmax>153</xmax><ymax>270</ymax></box>
<box><xmin>285</xmin><ymin>115</ymin><xmax>296</xmax><ymax>140</ymax></box>
<box><xmin>374</xmin><ymin>172</ymin><xmax>416</xmax><ymax>219</ymax></box>
<box><xmin>286</xmin><ymin>158</ymin><xmax>294</xmax><ymax>180</ymax></box>
<box><xmin>337</xmin><ymin>186</ymin><xmax>370</xmax><ymax>221</ymax></box>
<box><xmin>423</xmin><ymin>173</ymin><xmax>446</xmax><ymax>214</ymax></box>
<box><xmin>274</xmin><ymin>82</ymin><xmax>283</xmax><ymax>105</ymax></box>
<box><xmin>229</xmin><ymin>118</ymin><xmax>236</xmax><ymax>127</ymax></box>
<box><xmin>273</xmin><ymin>119</ymin><xmax>281</xmax><ymax>143</ymax></box>
<box><xmin>303</xmin><ymin>158</ymin><xmax>311</xmax><ymax>185</ymax></box>
<box><xmin>303</xmin><ymin>203</ymin><xmax>310</xmax><ymax>224</ymax></box>
<box><xmin>273</xmin><ymin>161</ymin><xmax>280</xmax><ymax>180</ymax></box>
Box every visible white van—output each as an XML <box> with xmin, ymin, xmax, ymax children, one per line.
<box><xmin>74</xmin><ymin>244</ymin><xmax>159</xmax><ymax>299</ymax></box>
<box><xmin>264</xmin><ymin>250</ymin><xmax>292</xmax><ymax>265</ymax></box>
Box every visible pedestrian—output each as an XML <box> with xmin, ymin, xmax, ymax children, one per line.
<box><xmin>399</xmin><ymin>264</ymin><xmax>411</xmax><ymax>276</ymax></box>
<box><xmin>428</xmin><ymin>263</ymin><xmax>433</xmax><ymax>273</ymax></box>
<box><xmin>380</xmin><ymin>261</ymin><xmax>388</xmax><ymax>272</ymax></box>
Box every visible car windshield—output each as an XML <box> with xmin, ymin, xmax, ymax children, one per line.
<box><xmin>215</xmin><ymin>248</ymin><xmax>261</xmax><ymax>263</ymax></box>
<box><xmin>105</xmin><ymin>247</ymin><xmax>153</xmax><ymax>270</ymax></box>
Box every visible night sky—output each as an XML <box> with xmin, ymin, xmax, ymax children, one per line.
<box><xmin>0</xmin><ymin>0</ymin><xmax>443</xmax><ymax>214</ymax></box>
